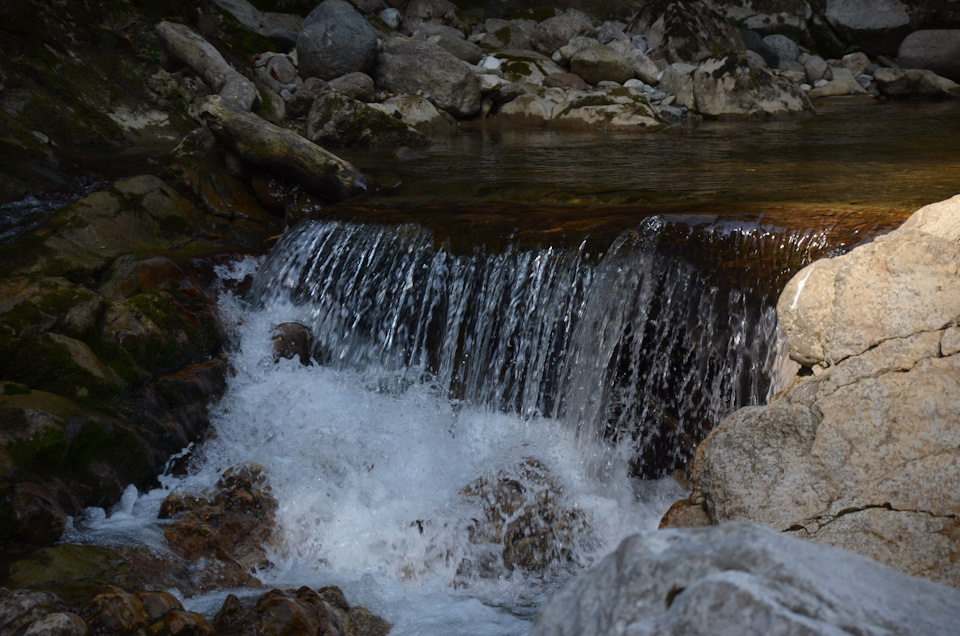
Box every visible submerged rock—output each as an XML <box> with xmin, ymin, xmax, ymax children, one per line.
<box><xmin>531</xmin><ymin>522</ymin><xmax>960</xmax><ymax>635</ymax></box>
<box><xmin>690</xmin><ymin>194</ymin><xmax>960</xmax><ymax>588</ymax></box>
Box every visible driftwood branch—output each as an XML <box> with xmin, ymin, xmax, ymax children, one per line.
<box><xmin>200</xmin><ymin>96</ymin><xmax>369</xmax><ymax>202</ymax></box>
<box><xmin>156</xmin><ymin>21</ymin><xmax>259</xmax><ymax>112</ymax></box>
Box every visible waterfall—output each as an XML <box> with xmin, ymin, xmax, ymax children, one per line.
<box><xmin>249</xmin><ymin>214</ymin><xmax>815</xmax><ymax>478</ymax></box>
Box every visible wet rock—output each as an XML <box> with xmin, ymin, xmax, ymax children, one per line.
<box><xmin>137</xmin><ymin>590</ymin><xmax>183</xmax><ymax>624</ymax></box>
<box><xmin>297</xmin><ymin>0</ymin><xmax>378</xmax><ymax>81</ymax></box>
<box><xmin>898</xmin><ymin>30</ymin><xmax>960</xmax><ymax>82</ymax></box>
<box><xmin>212</xmin><ymin>586</ymin><xmax>389</xmax><ymax>636</ymax></box>
<box><xmin>306</xmin><ymin>92</ymin><xmax>426</xmax><ymax>146</ymax></box>
<box><xmin>461</xmin><ymin>458</ymin><xmax>587</xmax><ymax>573</ymax></box>
<box><xmin>82</xmin><ymin>586</ymin><xmax>149</xmax><ymax>635</ymax></box>
<box><xmin>5</xmin><ymin>544</ymin><xmax>137</xmax><ymax>606</ymax></box>
<box><xmin>160</xmin><ymin>463</ymin><xmax>278</xmax><ymax>573</ymax></box>
<box><xmin>151</xmin><ymin>609</ymin><xmax>214</xmax><ymax>635</ymax></box>
<box><xmin>328</xmin><ymin>71</ymin><xmax>376</xmax><ymax>103</ymax></box>
<box><xmin>552</xmin><ymin>87</ymin><xmax>662</xmax><ymax>130</ymax></box>
<box><xmin>375</xmin><ymin>38</ymin><xmax>481</xmax><ymax>118</ymax></box>
<box><xmin>271</xmin><ymin>322</ymin><xmax>313</xmax><ymax>366</ymax></box>
<box><xmin>401</xmin><ymin>0</ymin><xmax>464</xmax><ymax>36</ymax></box>
<box><xmin>530</xmin><ymin>10</ymin><xmax>596</xmax><ymax>55</ymax></box>
<box><xmin>285</xmin><ymin>77</ymin><xmax>330</xmax><ymax>118</ymax></box>
<box><xmin>530</xmin><ymin>523</ymin><xmax>960</xmax><ymax>635</ymax></box>
<box><xmin>12</xmin><ymin>482</ymin><xmax>67</xmax><ymax>546</ymax></box>
<box><xmin>627</xmin><ymin>0</ymin><xmax>744</xmax><ymax>64</ymax></box>
<box><xmin>494</xmin><ymin>92</ymin><xmax>566</xmax><ymax>124</ymax></box>
<box><xmin>570</xmin><ymin>45</ymin><xmax>635</xmax><ymax>85</ymax></box>
<box><xmin>691</xmin><ymin>195</ymin><xmax>960</xmax><ymax>588</ymax></box>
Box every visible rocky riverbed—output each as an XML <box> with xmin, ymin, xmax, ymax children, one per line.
<box><xmin>2</xmin><ymin>0</ymin><xmax>960</xmax><ymax>633</ymax></box>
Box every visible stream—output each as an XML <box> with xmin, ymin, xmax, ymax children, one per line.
<box><xmin>65</xmin><ymin>98</ymin><xmax>960</xmax><ymax>634</ymax></box>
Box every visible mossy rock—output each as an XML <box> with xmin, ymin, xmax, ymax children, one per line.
<box><xmin>4</xmin><ymin>543</ymin><xmax>137</xmax><ymax>607</ymax></box>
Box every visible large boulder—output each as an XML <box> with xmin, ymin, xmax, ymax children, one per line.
<box><xmin>570</xmin><ymin>45</ymin><xmax>635</xmax><ymax>85</ymax></box>
<box><xmin>305</xmin><ymin>92</ymin><xmax>425</xmax><ymax>146</ymax></box>
<box><xmin>688</xmin><ymin>194</ymin><xmax>960</xmax><ymax>588</ymax></box>
<box><xmin>400</xmin><ymin>0</ymin><xmax>464</xmax><ymax>36</ymax></box>
<box><xmin>531</xmin><ymin>523</ymin><xmax>960</xmax><ymax>635</ymax></box>
<box><xmin>296</xmin><ymin>0</ymin><xmax>378</xmax><ymax>81</ymax></box>
<box><xmin>874</xmin><ymin>66</ymin><xmax>960</xmax><ymax>96</ymax></box>
<box><xmin>375</xmin><ymin>39</ymin><xmax>481</xmax><ymax>118</ymax></box>
<box><xmin>662</xmin><ymin>53</ymin><xmax>812</xmax><ymax>117</ymax></box>
<box><xmin>823</xmin><ymin>0</ymin><xmax>912</xmax><ymax>57</ymax></box>
<box><xmin>530</xmin><ymin>10</ymin><xmax>596</xmax><ymax>55</ymax></box>
<box><xmin>898</xmin><ymin>30</ymin><xmax>960</xmax><ymax>82</ymax></box>
<box><xmin>626</xmin><ymin>0</ymin><xmax>744</xmax><ymax>65</ymax></box>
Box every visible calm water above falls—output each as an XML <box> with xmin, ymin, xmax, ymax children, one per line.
<box><xmin>71</xmin><ymin>99</ymin><xmax>960</xmax><ymax>634</ymax></box>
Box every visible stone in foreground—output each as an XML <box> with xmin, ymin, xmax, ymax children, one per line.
<box><xmin>531</xmin><ymin>522</ymin><xmax>960</xmax><ymax>636</ymax></box>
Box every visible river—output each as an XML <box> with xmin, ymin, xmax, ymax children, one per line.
<box><xmin>65</xmin><ymin>98</ymin><xmax>960</xmax><ymax>634</ymax></box>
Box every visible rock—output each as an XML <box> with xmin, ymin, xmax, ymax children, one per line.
<box><xmin>370</xmin><ymin>93</ymin><xmax>456</xmax><ymax>133</ymax></box>
<box><xmin>690</xmin><ymin>53</ymin><xmax>813</xmax><ymax>117</ymax></box>
<box><xmin>494</xmin><ymin>93</ymin><xmax>565</xmax><ymax>124</ymax></box>
<box><xmin>597</xmin><ymin>21</ymin><xmax>628</xmax><ymax>45</ymax></box>
<box><xmin>380</xmin><ymin>7</ymin><xmax>400</xmax><ymax>30</ymax></box>
<box><xmin>658</xmin><ymin>62</ymin><xmax>697</xmax><ymax>109</ymax></box>
<box><xmin>898</xmin><ymin>29</ymin><xmax>960</xmax><ymax>82</ymax></box>
<box><xmin>296</xmin><ymin>0</ymin><xmax>378</xmax><ymax>81</ymax></box>
<box><xmin>0</xmin><ymin>589</ymin><xmax>64</xmax><ymax>636</ymax></box>
<box><xmin>400</xmin><ymin>0</ymin><xmax>464</xmax><ymax>36</ymax></box>
<box><xmin>841</xmin><ymin>50</ymin><xmax>871</xmax><ymax>74</ymax></box>
<box><xmin>570</xmin><ymin>45</ymin><xmax>635</xmax><ymax>85</ymax></box>
<box><xmin>763</xmin><ymin>33</ymin><xmax>799</xmax><ymax>64</ymax></box>
<box><xmin>543</xmin><ymin>73</ymin><xmax>590</xmax><ymax>90</ymax></box>
<box><xmin>530</xmin><ymin>10</ymin><xmax>596</xmax><ymax>55</ymax></box>
<box><xmin>12</xmin><ymin>482</ymin><xmax>67</xmax><ymax>545</ymax></box>
<box><xmin>212</xmin><ymin>586</ymin><xmax>390</xmax><ymax>636</ymax></box>
<box><xmin>328</xmin><ymin>72</ymin><xmax>376</xmax><ymax>102</ymax></box>
<box><xmin>83</xmin><ymin>586</ymin><xmax>149</xmax><ymax>635</ymax></box>
<box><xmin>136</xmin><ymin>590</ymin><xmax>183</xmax><ymax>624</ymax></box>
<box><xmin>707</xmin><ymin>0</ymin><xmax>814</xmax><ymax>38</ymax></box>
<box><xmin>803</xmin><ymin>54</ymin><xmax>829</xmax><ymax>82</ymax></box>
<box><xmin>690</xmin><ymin>195</ymin><xmax>960</xmax><ymax>588</ymax></box>
<box><xmin>285</xmin><ymin>77</ymin><xmax>330</xmax><ymax>118</ymax></box>
<box><xmin>160</xmin><ymin>463</ymin><xmax>278</xmax><ymax>573</ymax></box>
<box><xmin>375</xmin><ymin>38</ymin><xmax>481</xmax><ymax>118</ymax></box>
<box><xmin>530</xmin><ymin>523</ymin><xmax>960</xmax><ymax>636</ymax></box>
<box><xmin>414</xmin><ymin>28</ymin><xmax>483</xmax><ymax>64</ymax></box>
<box><xmin>823</xmin><ymin>0</ymin><xmax>912</xmax><ymax>56</ymax></box>
<box><xmin>350</xmin><ymin>0</ymin><xmax>384</xmax><ymax>16</ymax></box>
<box><xmin>740</xmin><ymin>30</ymin><xmax>779</xmax><ymax>68</ymax></box>
<box><xmin>556</xmin><ymin>36</ymin><xmax>600</xmax><ymax>65</ymax></box>
<box><xmin>152</xmin><ymin>609</ymin><xmax>214</xmax><ymax>635</ymax></box>
<box><xmin>212</xmin><ymin>0</ymin><xmax>298</xmax><ymax>49</ymax></box>
<box><xmin>306</xmin><ymin>91</ymin><xmax>425</xmax><ymax>146</ymax></box>
<box><xmin>461</xmin><ymin>458</ymin><xmax>587</xmax><ymax>573</ymax></box>
<box><xmin>481</xmin><ymin>19</ymin><xmax>536</xmax><ymax>51</ymax></box>
<box><xmin>874</xmin><ymin>66</ymin><xmax>960</xmax><ymax>97</ymax></box>
<box><xmin>607</xmin><ymin>40</ymin><xmax>661</xmax><ymax>85</ymax></box>
<box><xmin>271</xmin><ymin>322</ymin><xmax>312</xmax><ymax>365</ymax></box>
<box><xmin>498</xmin><ymin>50</ymin><xmax>567</xmax><ymax>87</ymax></box>
<box><xmin>264</xmin><ymin>54</ymin><xmax>297</xmax><ymax>86</ymax></box>
<box><xmin>626</xmin><ymin>0</ymin><xmax>744</xmax><ymax>64</ymax></box>
<box><xmin>22</xmin><ymin>611</ymin><xmax>89</xmax><ymax>636</ymax></box>
<box><xmin>807</xmin><ymin>66</ymin><xmax>868</xmax><ymax>97</ymax></box>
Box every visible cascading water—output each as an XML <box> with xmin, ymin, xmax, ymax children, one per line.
<box><xmin>68</xmin><ymin>212</ymin><xmax>851</xmax><ymax>634</ymax></box>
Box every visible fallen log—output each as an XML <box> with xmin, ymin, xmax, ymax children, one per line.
<box><xmin>156</xmin><ymin>21</ymin><xmax>259</xmax><ymax>112</ymax></box>
<box><xmin>200</xmin><ymin>96</ymin><xmax>370</xmax><ymax>202</ymax></box>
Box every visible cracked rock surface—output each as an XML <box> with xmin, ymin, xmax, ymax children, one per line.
<box><xmin>687</xmin><ymin>194</ymin><xmax>960</xmax><ymax>588</ymax></box>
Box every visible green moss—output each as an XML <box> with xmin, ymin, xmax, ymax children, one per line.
<box><xmin>7</xmin><ymin>424</ymin><xmax>69</xmax><ymax>474</ymax></box>
<box><xmin>0</xmin><ymin>301</ymin><xmax>50</xmax><ymax>334</ymax></box>
<box><xmin>67</xmin><ymin>420</ymin><xmax>150</xmax><ymax>501</ymax></box>
<box><xmin>502</xmin><ymin>60</ymin><xmax>534</xmax><ymax>77</ymax></box>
